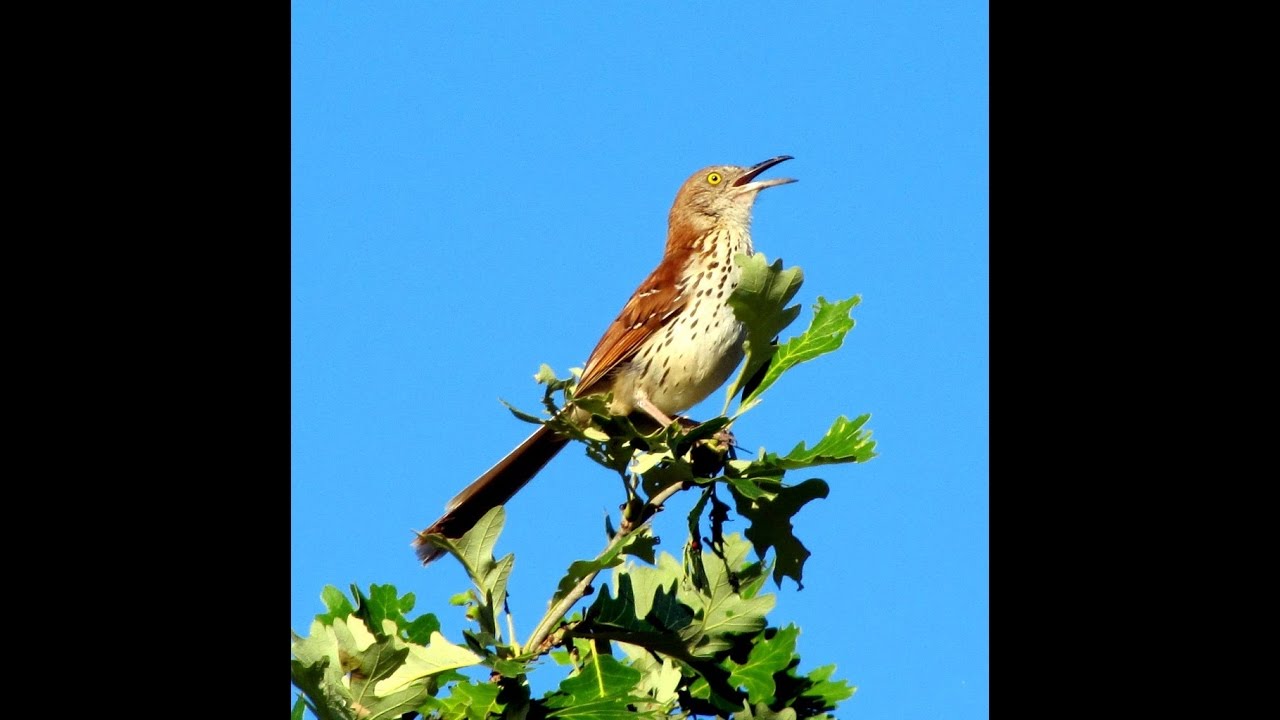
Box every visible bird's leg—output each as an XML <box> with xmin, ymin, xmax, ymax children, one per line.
<box><xmin>634</xmin><ymin>395</ymin><xmax>676</xmax><ymax>428</ymax></box>
<box><xmin>671</xmin><ymin>415</ymin><xmax>736</xmax><ymax>454</ymax></box>
<box><xmin>632</xmin><ymin>390</ymin><xmax>738</xmax><ymax>450</ymax></box>
<box><xmin>632</xmin><ymin>394</ymin><xmax>736</xmax><ymax>478</ymax></box>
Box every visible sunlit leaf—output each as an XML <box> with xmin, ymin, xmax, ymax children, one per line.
<box><xmin>723</xmin><ymin>254</ymin><xmax>804</xmax><ymax>415</ymax></box>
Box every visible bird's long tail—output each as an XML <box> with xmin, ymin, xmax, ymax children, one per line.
<box><xmin>414</xmin><ymin>424</ymin><xmax>570</xmax><ymax>563</ymax></box>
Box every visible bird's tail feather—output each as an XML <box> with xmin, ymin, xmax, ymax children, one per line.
<box><xmin>413</xmin><ymin>424</ymin><xmax>570</xmax><ymax>563</ymax></box>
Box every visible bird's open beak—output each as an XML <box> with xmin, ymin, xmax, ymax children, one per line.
<box><xmin>734</xmin><ymin>155</ymin><xmax>797</xmax><ymax>191</ymax></box>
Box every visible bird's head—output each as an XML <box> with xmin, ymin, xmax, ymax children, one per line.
<box><xmin>668</xmin><ymin>155</ymin><xmax>796</xmax><ymax>238</ymax></box>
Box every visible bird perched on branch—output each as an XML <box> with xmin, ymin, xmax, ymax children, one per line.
<box><xmin>415</xmin><ymin>156</ymin><xmax>796</xmax><ymax>563</ymax></box>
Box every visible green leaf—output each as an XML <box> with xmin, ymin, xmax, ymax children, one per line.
<box><xmin>581</xmin><ymin>572</ymin><xmax>696</xmax><ymax>661</ymax></box>
<box><xmin>293</xmin><ymin>613</ymin><xmax>481</xmax><ymax>720</ymax></box>
<box><xmin>684</xmin><ymin>541</ymin><xmax>710</xmax><ymax>596</ymax></box>
<box><xmin>346</xmin><ymin>585</ymin><xmax>383</xmax><ymax>640</ymax></box>
<box><xmin>556</xmin><ymin>557</ymin><xmax>621</xmax><ymax>609</ymax></box>
<box><xmin>435</xmin><ymin>680</ymin><xmax>504</xmax><ymax>720</ymax></box>
<box><xmin>618</xmin><ymin>552</ymin><xmax>686</xmax><ymax>623</ymax></box>
<box><xmin>681</xmin><ymin>534</ymin><xmax>776</xmax><ymax>657</ymax></box>
<box><xmin>570</xmin><ymin>392</ymin><xmax>613</xmax><ymax>418</ymax></box>
<box><xmin>686</xmin><ymin>487</ymin><xmax>712</xmax><ymax>541</ymax></box>
<box><xmin>726</xmin><ymin>457</ymin><xmax>784</xmax><ymax>482</ymax></box>
<box><xmin>646</xmin><ymin>581</ymin><xmax>695</xmax><ymax>633</ymax></box>
<box><xmin>621</xmin><ymin>533</ymin><xmax>658</xmax><ymax>564</ymax></box>
<box><xmin>501</xmin><ymin>398</ymin><xmax>547</xmax><ymax>425</ymax></box>
<box><xmin>729</xmin><ymin>478</ymin><xmax>830</xmax><ymax>589</ymax></box>
<box><xmin>551</xmin><ymin>529</ymin><xmax>658</xmax><ymax>605</ymax></box>
<box><xmin>639</xmin><ymin>659</ymin><xmax>682</xmax><ymax>710</ymax></box>
<box><xmin>638</xmin><ymin>457</ymin><xmax>693</xmax><ymax>500</ymax></box>
<box><xmin>673</xmin><ymin>416</ymin><xmax>733</xmax><ymax>455</ymax></box>
<box><xmin>308</xmin><ymin>617</ymin><xmax>415</xmax><ymax>720</ymax></box>
<box><xmin>597</xmin><ymin>536</ymin><xmax>774</xmax><ymax>662</ymax></box>
<box><xmin>732</xmin><ymin>701</ymin><xmax>798</xmax><ymax>720</ymax></box>
<box><xmin>291</xmin><ymin>621</ymin><xmax>356</xmax><ymax>720</ymax></box>
<box><xmin>372</xmin><ymin>631</ymin><xmax>484</xmax><ymax>697</ymax></box>
<box><xmin>290</xmin><ymin>657</ymin><xmax>355</xmax><ymax>720</ymax></box>
<box><xmin>801</xmin><ymin>664</ymin><xmax>857</xmax><ymax>707</ymax></box>
<box><xmin>489</xmin><ymin>656</ymin><xmax>527</xmax><ymax>678</ymax></box>
<box><xmin>545</xmin><ymin>654</ymin><xmax>653</xmax><ymax>718</ymax></box>
<box><xmin>774</xmin><ymin>414</ymin><xmax>877</xmax><ymax>469</ymax></box>
<box><xmin>291</xmin><ymin>622</ymin><xmax>341</xmax><ymax>671</ymax></box>
<box><xmin>737</xmin><ymin>558</ymin><xmax>771</xmax><ymax>600</ymax></box>
<box><xmin>461</xmin><ymin>629</ymin><xmax>500</xmax><ymax>658</ymax></box>
<box><xmin>316</xmin><ymin>585</ymin><xmax>356</xmax><ymax>625</ymax></box>
<box><xmin>737</xmin><ymin>296</ymin><xmax>860</xmax><ymax>415</ymax></box>
<box><xmin>365</xmin><ymin>584</ymin><xmax>402</xmax><ymax>628</ymax></box>
<box><xmin>725</xmin><ymin>477</ymin><xmax>770</xmax><ymax>500</ymax></box>
<box><xmin>485</xmin><ymin>553</ymin><xmax>515</xmax><ymax>613</ymax></box>
<box><xmin>769</xmin><ymin>659</ymin><xmax>855</xmax><ymax>717</ymax></box>
<box><xmin>534</xmin><ymin>363</ymin><xmax>559</xmax><ymax>385</ymax></box>
<box><xmin>405</xmin><ymin>614</ymin><xmax>443</xmax><ymax>646</ymax></box>
<box><xmin>330</xmin><ymin>618</ymin><xmax>424</xmax><ymax>720</ymax></box>
<box><xmin>725</xmin><ymin>626</ymin><xmax>800</xmax><ymax>705</ymax></box>
<box><xmin>435</xmin><ymin>668</ymin><xmax>469</xmax><ymax>685</ymax></box>
<box><xmin>723</xmin><ymin>254</ymin><xmax>805</xmax><ymax>415</ymax></box>
<box><xmin>291</xmin><ymin>694</ymin><xmax>307</xmax><ymax>720</ymax></box>
<box><xmin>358</xmin><ymin>583</ymin><xmax>436</xmax><ymax>641</ymax></box>
<box><xmin>586</xmin><ymin>573</ymin><xmax>657</xmax><ymax>634</ymax></box>
<box><xmin>419</xmin><ymin>506</ymin><xmax>506</xmax><ymax>599</ymax></box>
<box><xmin>616</xmin><ymin>643</ymin><xmax>682</xmax><ymax>707</ymax></box>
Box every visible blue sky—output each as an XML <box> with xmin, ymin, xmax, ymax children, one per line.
<box><xmin>292</xmin><ymin>2</ymin><xmax>988</xmax><ymax>717</ymax></box>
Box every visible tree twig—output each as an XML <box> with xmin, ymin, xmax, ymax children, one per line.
<box><xmin>524</xmin><ymin>478</ymin><xmax>690</xmax><ymax>654</ymax></box>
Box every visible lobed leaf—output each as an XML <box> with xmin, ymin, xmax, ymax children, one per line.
<box><xmin>357</xmin><ymin>583</ymin><xmax>423</xmax><ymax>641</ymax></box>
<box><xmin>723</xmin><ymin>254</ymin><xmax>805</xmax><ymax>415</ymax></box>
<box><xmin>774</xmin><ymin>414</ymin><xmax>877</xmax><ymax>469</ymax></box>
<box><xmin>681</xmin><ymin>534</ymin><xmax>776</xmax><ymax>656</ymax></box>
<box><xmin>485</xmin><ymin>553</ymin><xmax>515</xmax><ymax>614</ymax></box>
<box><xmin>800</xmin><ymin>664</ymin><xmax>857</xmax><ymax>707</ymax></box>
<box><xmin>431</xmin><ymin>680</ymin><xmax>504</xmax><ymax>720</ymax></box>
<box><xmin>316</xmin><ymin>585</ymin><xmax>356</xmax><ymax>625</ymax></box>
<box><xmin>291</xmin><ymin>621</ymin><xmax>356</xmax><ymax>720</ymax></box>
<box><xmin>737</xmin><ymin>296</ymin><xmax>860</xmax><ymax>415</ymax></box>
<box><xmin>732</xmin><ymin>701</ymin><xmax>798</xmax><ymax>720</ymax></box>
<box><xmin>372</xmin><ymin>631</ymin><xmax>483</xmax><ymax>697</ymax></box>
<box><xmin>725</xmin><ymin>625</ymin><xmax>800</xmax><ymax>705</ymax></box>
<box><xmin>551</xmin><ymin>529</ymin><xmax>658</xmax><ymax>606</ymax></box>
<box><xmin>545</xmin><ymin>654</ymin><xmax>655</xmax><ymax>718</ymax></box>
<box><xmin>405</xmin><ymin>614</ymin><xmax>443</xmax><ymax>646</ymax></box>
<box><xmin>419</xmin><ymin>506</ymin><xmax>506</xmax><ymax>594</ymax></box>
<box><xmin>729</xmin><ymin>478</ymin><xmax>829</xmax><ymax>589</ymax></box>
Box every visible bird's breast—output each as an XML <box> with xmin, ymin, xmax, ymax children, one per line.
<box><xmin>613</xmin><ymin>226</ymin><xmax>753</xmax><ymax>416</ymax></box>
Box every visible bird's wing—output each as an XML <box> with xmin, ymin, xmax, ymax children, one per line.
<box><xmin>575</xmin><ymin>258</ymin><xmax>689</xmax><ymax>396</ymax></box>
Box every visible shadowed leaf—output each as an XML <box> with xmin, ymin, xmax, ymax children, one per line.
<box><xmin>552</xmin><ymin>529</ymin><xmax>658</xmax><ymax>605</ymax></box>
<box><xmin>729</xmin><ymin>479</ymin><xmax>830</xmax><ymax>588</ymax></box>
<box><xmin>726</xmin><ymin>625</ymin><xmax>800</xmax><ymax>704</ymax></box>
<box><xmin>545</xmin><ymin>654</ymin><xmax>653</xmax><ymax>718</ymax></box>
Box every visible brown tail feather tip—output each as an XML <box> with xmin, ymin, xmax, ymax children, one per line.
<box><xmin>413</xmin><ymin>530</ymin><xmax>447</xmax><ymax>564</ymax></box>
<box><xmin>411</xmin><ymin>425</ymin><xmax>571</xmax><ymax>567</ymax></box>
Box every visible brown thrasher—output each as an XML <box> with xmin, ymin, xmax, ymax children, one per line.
<box><xmin>414</xmin><ymin>155</ymin><xmax>796</xmax><ymax>563</ymax></box>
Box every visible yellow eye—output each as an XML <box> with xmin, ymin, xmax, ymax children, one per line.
<box><xmin>706</xmin><ymin>172</ymin><xmax>722</xmax><ymax>186</ymax></box>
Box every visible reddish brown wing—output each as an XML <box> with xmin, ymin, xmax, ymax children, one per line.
<box><xmin>575</xmin><ymin>258</ymin><xmax>689</xmax><ymax>395</ymax></box>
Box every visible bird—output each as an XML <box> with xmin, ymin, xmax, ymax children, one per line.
<box><xmin>414</xmin><ymin>156</ymin><xmax>796</xmax><ymax>563</ymax></box>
